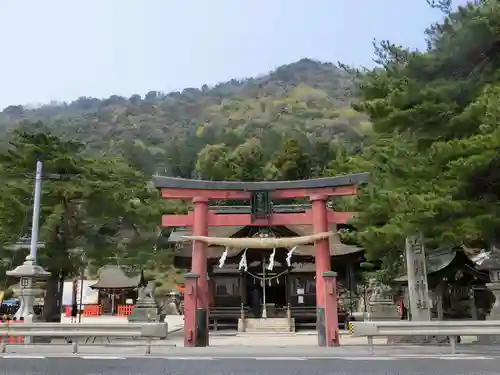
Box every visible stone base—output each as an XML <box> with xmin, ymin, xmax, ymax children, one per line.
<box><xmin>11</xmin><ymin>287</ymin><xmax>44</xmax><ymax>321</ymax></box>
<box><xmin>127</xmin><ymin>306</ymin><xmax>159</xmax><ymax>322</ymax></box>
<box><xmin>351</xmin><ymin>311</ymin><xmax>369</xmax><ymax>320</ymax></box>
<box><xmin>237</xmin><ymin>318</ymin><xmax>245</xmax><ymax>332</ymax></box>
<box><xmin>32</xmin><ymin>317</ymin><xmax>47</xmax><ymax>343</ymax></box>
<box><xmin>240</xmin><ymin>318</ymin><xmax>295</xmax><ymax>333</ymax></box>
<box><xmin>476</xmin><ymin>282</ymin><xmax>500</xmax><ymax>344</ymax></box>
<box><xmin>477</xmin><ymin>335</ymin><xmax>500</xmax><ymax>345</ymax></box>
<box><xmin>368</xmin><ymin>301</ymin><xmax>400</xmax><ymax>321</ymax></box>
<box><xmin>33</xmin><ymin>336</ymin><xmax>52</xmax><ymax>344</ymax></box>
<box><xmin>163</xmin><ymin>301</ymin><xmax>180</xmax><ymax>315</ymax></box>
<box><xmin>387</xmin><ymin>335</ymin><xmax>451</xmax><ymax>344</ymax></box>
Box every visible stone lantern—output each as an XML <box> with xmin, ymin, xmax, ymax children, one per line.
<box><xmin>6</xmin><ymin>254</ymin><xmax>50</xmax><ymax>320</ymax></box>
<box><xmin>5</xmin><ymin>161</ymin><xmax>51</xmax><ymax>321</ymax></box>
<box><xmin>478</xmin><ymin>253</ymin><xmax>500</xmax><ymax>344</ymax></box>
<box><xmin>480</xmin><ymin>255</ymin><xmax>500</xmax><ymax>320</ymax></box>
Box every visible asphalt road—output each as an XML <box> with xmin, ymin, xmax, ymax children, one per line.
<box><xmin>1</xmin><ymin>356</ymin><xmax>500</xmax><ymax>375</ymax></box>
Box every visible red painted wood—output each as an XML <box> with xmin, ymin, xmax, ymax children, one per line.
<box><xmin>311</xmin><ymin>196</ymin><xmax>338</xmax><ymax>346</ymax></box>
<box><xmin>311</xmin><ymin>196</ymin><xmax>330</xmax><ymax>311</ymax></box>
<box><xmin>323</xmin><ymin>273</ymin><xmax>340</xmax><ymax>347</ymax></box>
<box><xmin>162</xmin><ymin>210</ymin><xmax>355</xmax><ymax>227</ymax></box>
<box><xmin>191</xmin><ymin>197</ymin><xmax>209</xmax><ymax>346</ymax></box>
<box><xmin>270</xmin><ymin>185</ymin><xmax>357</xmax><ymax>199</ymax></box>
<box><xmin>160</xmin><ymin>185</ymin><xmax>357</xmax><ymax>200</ymax></box>
<box><xmin>183</xmin><ymin>275</ymin><xmax>198</xmax><ymax>347</ymax></box>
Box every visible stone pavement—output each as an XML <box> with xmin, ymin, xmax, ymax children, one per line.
<box><xmin>57</xmin><ymin>317</ymin><xmax>480</xmax><ymax>348</ymax></box>
<box><xmin>168</xmin><ymin>329</ymin><xmax>479</xmax><ymax>347</ymax></box>
<box><xmin>209</xmin><ymin>331</ymin><xmax>382</xmax><ymax>346</ymax></box>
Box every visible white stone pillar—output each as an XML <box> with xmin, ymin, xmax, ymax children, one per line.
<box><xmin>405</xmin><ymin>234</ymin><xmax>431</xmax><ymax>321</ymax></box>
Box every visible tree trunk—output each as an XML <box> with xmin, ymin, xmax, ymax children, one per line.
<box><xmin>43</xmin><ymin>270</ymin><xmax>65</xmax><ymax>322</ymax></box>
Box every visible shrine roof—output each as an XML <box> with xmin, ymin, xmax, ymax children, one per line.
<box><xmin>90</xmin><ymin>265</ymin><xmax>142</xmax><ymax>289</ymax></box>
<box><xmin>153</xmin><ymin>173</ymin><xmax>369</xmax><ymax>191</ymax></box>
<box><xmin>393</xmin><ymin>248</ymin><xmax>478</xmax><ymax>283</ymax></box>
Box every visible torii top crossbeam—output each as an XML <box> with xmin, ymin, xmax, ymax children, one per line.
<box><xmin>153</xmin><ymin>173</ymin><xmax>369</xmax><ymax>229</ymax></box>
<box><xmin>153</xmin><ymin>173</ymin><xmax>369</xmax><ymax>200</ymax></box>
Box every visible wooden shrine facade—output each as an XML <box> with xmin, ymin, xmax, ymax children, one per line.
<box><xmin>153</xmin><ymin>173</ymin><xmax>369</xmax><ymax>347</ymax></box>
<box><xmin>169</xmin><ymin>224</ymin><xmax>363</xmax><ymax>327</ymax></box>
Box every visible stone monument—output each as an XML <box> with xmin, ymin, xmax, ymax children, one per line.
<box><xmin>128</xmin><ymin>281</ymin><xmax>159</xmax><ymax>322</ymax></box>
<box><xmin>391</xmin><ymin>235</ymin><xmax>449</xmax><ymax>344</ymax></box>
<box><xmin>405</xmin><ymin>234</ymin><xmax>431</xmax><ymax>321</ymax></box>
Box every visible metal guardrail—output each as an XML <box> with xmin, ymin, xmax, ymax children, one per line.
<box><xmin>351</xmin><ymin>320</ymin><xmax>500</xmax><ymax>354</ymax></box>
<box><xmin>0</xmin><ymin>321</ymin><xmax>168</xmax><ymax>354</ymax></box>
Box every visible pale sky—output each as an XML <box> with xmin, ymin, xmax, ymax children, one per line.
<box><xmin>0</xmin><ymin>0</ymin><xmax>466</xmax><ymax>109</ymax></box>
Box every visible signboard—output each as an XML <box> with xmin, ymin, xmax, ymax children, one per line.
<box><xmin>405</xmin><ymin>234</ymin><xmax>431</xmax><ymax>320</ymax></box>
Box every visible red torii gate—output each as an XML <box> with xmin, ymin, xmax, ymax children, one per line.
<box><xmin>153</xmin><ymin>173</ymin><xmax>368</xmax><ymax>347</ymax></box>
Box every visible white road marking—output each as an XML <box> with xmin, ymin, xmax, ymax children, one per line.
<box><xmin>80</xmin><ymin>356</ymin><xmax>125</xmax><ymax>360</ymax></box>
<box><xmin>165</xmin><ymin>357</ymin><xmax>214</xmax><ymax>360</ymax></box>
<box><xmin>438</xmin><ymin>356</ymin><xmax>493</xmax><ymax>360</ymax></box>
<box><xmin>393</xmin><ymin>354</ymin><xmax>497</xmax><ymax>360</ymax></box>
<box><xmin>1</xmin><ymin>355</ymin><xmax>46</xmax><ymax>359</ymax></box>
<box><xmin>255</xmin><ymin>357</ymin><xmax>306</xmax><ymax>360</ymax></box>
<box><xmin>393</xmin><ymin>354</ymin><xmax>465</xmax><ymax>358</ymax></box>
<box><xmin>340</xmin><ymin>357</ymin><xmax>397</xmax><ymax>361</ymax></box>
<box><xmin>2</xmin><ymin>354</ymin><xmax>498</xmax><ymax>361</ymax></box>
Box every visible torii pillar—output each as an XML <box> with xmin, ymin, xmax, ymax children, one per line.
<box><xmin>191</xmin><ymin>197</ymin><xmax>209</xmax><ymax>347</ymax></box>
<box><xmin>312</xmin><ymin>195</ymin><xmax>339</xmax><ymax>346</ymax></box>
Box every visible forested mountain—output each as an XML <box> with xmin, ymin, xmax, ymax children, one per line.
<box><xmin>0</xmin><ymin>59</ymin><xmax>368</xmax><ymax>178</ymax></box>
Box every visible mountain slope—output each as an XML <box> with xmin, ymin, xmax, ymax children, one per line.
<box><xmin>0</xmin><ymin>59</ymin><xmax>369</xmax><ymax>177</ymax></box>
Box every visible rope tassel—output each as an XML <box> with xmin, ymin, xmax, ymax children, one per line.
<box><xmin>268</xmin><ymin>248</ymin><xmax>276</xmax><ymax>271</ymax></box>
<box><xmin>219</xmin><ymin>247</ymin><xmax>229</xmax><ymax>268</ymax></box>
<box><xmin>238</xmin><ymin>249</ymin><xmax>248</xmax><ymax>272</ymax></box>
<box><xmin>286</xmin><ymin>246</ymin><xmax>297</xmax><ymax>267</ymax></box>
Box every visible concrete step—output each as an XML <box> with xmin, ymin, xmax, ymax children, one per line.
<box><xmin>242</xmin><ymin>318</ymin><xmax>295</xmax><ymax>333</ymax></box>
<box><xmin>237</xmin><ymin>332</ymin><xmax>297</xmax><ymax>336</ymax></box>
<box><xmin>237</xmin><ymin>331</ymin><xmax>299</xmax><ymax>335</ymax></box>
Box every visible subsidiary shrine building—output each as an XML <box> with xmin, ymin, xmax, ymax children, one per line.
<box><xmin>153</xmin><ymin>173</ymin><xmax>368</xmax><ymax>347</ymax></box>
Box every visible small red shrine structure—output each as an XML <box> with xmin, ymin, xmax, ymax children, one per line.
<box><xmin>153</xmin><ymin>173</ymin><xmax>368</xmax><ymax>347</ymax></box>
